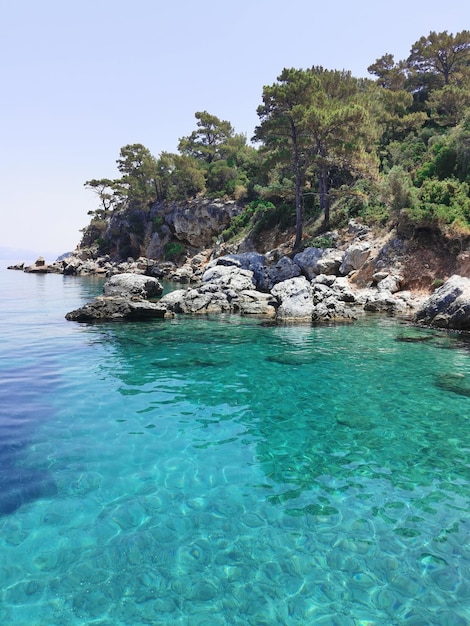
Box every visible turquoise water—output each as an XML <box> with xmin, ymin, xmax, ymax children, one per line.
<box><xmin>1</xmin><ymin>266</ymin><xmax>470</xmax><ymax>625</ymax></box>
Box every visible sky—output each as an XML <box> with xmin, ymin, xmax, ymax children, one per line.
<box><xmin>1</xmin><ymin>0</ymin><xmax>469</xmax><ymax>259</ymax></box>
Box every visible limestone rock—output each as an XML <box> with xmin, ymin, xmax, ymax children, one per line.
<box><xmin>208</xmin><ymin>253</ymin><xmax>269</xmax><ymax>291</ymax></box>
<box><xmin>376</xmin><ymin>274</ymin><xmax>403</xmax><ymax>293</ymax></box>
<box><xmin>363</xmin><ymin>290</ymin><xmax>409</xmax><ymax>315</ymax></box>
<box><xmin>314</xmin><ymin>249</ymin><xmax>344</xmax><ymax>275</ymax></box>
<box><xmin>271</xmin><ymin>277</ymin><xmax>314</xmax><ymax>321</ymax></box>
<box><xmin>414</xmin><ymin>275</ymin><xmax>470</xmax><ymax>330</ymax></box>
<box><xmin>294</xmin><ymin>247</ymin><xmax>342</xmax><ymax>279</ymax></box>
<box><xmin>7</xmin><ymin>261</ymin><xmax>25</xmax><ymax>271</ymax></box>
<box><xmin>24</xmin><ymin>257</ymin><xmax>50</xmax><ymax>273</ymax></box>
<box><xmin>171</xmin><ymin>199</ymin><xmax>241</xmax><ymax>247</ymax></box>
<box><xmin>201</xmin><ymin>265</ymin><xmax>256</xmax><ymax>291</ymax></box>
<box><xmin>65</xmin><ymin>297</ymin><xmax>167</xmax><ymax>322</ymax></box>
<box><xmin>310</xmin><ymin>277</ymin><xmax>358</xmax><ymax>322</ymax></box>
<box><xmin>156</xmin><ymin>266</ymin><xmax>276</xmax><ymax>317</ymax></box>
<box><xmin>267</xmin><ymin>255</ymin><xmax>302</xmax><ymax>288</ymax></box>
<box><xmin>340</xmin><ymin>242</ymin><xmax>371</xmax><ymax>275</ymax></box>
<box><xmin>233</xmin><ymin>290</ymin><xmax>276</xmax><ymax>316</ymax></box>
<box><xmin>103</xmin><ymin>273</ymin><xmax>163</xmax><ymax>298</ymax></box>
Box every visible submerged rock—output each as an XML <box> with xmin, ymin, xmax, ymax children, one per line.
<box><xmin>395</xmin><ymin>333</ymin><xmax>433</xmax><ymax>343</ymax></box>
<box><xmin>435</xmin><ymin>372</ymin><xmax>470</xmax><ymax>397</ymax></box>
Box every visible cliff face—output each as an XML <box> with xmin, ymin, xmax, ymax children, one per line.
<box><xmin>80</xmin><ymin>198</ymin><xmax>243</xmax><ymax>262</ymax></box>
<box><xmin>77</xmin><ymin>197</ymin><xmax>470</xmax><ymax>293</ymax></box>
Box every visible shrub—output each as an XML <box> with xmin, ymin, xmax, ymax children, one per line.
<box><xmin>402</xmin><ymin>178</ymin><xmax>470</xmax><ymax>230</ymax></box>
<box><xmin>152</xmin><ymin>216</ymin><xmax>164</xmax><ymax>230</ymax></box>
<box><xmin>164</xmin><ymin>242</ymin><xmax>186</xmax><ymax>261</ymax></box>
<box><xmin>222</xmin><ymin>201</ymin><xmax>277</xmax><ymax>241</ymax></box>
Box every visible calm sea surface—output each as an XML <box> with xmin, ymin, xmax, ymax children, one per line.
<box><xmin>1</xmin><ymin>264</ymin><xmax>470</xmax><ymax>625</ymax></box>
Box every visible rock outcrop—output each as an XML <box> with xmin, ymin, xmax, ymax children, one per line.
<box><xmin>65</xmin><ymin>273</ymin><xmax>165</xmax><ymax>322</ymax></box>
<box><xmin>415</xmin><ymin>275</ymin><xmax>470</xmax><ymax>330</ymax></box>
<box><xmin>79</xmin><ymin>198</ymin><xmax>242</xmax><ymax>261</ymax></box>
<box><xmin>65</xmin><ymin>297</ymin><xmax>167</xmax><ymax>322</ymax></box>
<box><xmin>102</xmin><ymin>273</ymin><xmax>163</xmax><ymax>299</ymax></box>
<box><xmin>271</xmin><ymin>277</ymin><xmax>314</xmax><ymax>321</ymax></box>
<box><xmin>156</xmin><ymin>265</ymin><xmax>277</xmax><ymax>317</ymax></box>
<box><xmin>64</xmin><ymin>234</ymin><xmax>428</xmax><ymax>323</ymax></box>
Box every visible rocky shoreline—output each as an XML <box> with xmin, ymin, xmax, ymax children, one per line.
<box><xmin>60</xmin><ymin>247</ymin><xmax>428</xmax><ymax>325</ymax></box>
<box><xmin>9</xmin><ymin>219</ymin><xmax>470</xmax><ymax>330</ymax></box>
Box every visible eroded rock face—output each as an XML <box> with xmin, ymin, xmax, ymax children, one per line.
<box><xmin>267</xmin><ymin>256</ymin><xmax>302</xmax><ymax>289</ymax></box>
<box><xmin>201</xmin><ymin>265</ymin><xmax>256</xmax><ymax>291</ymax></box>
<box><xmin>170</xmin><ymin>200</ymin><xmax>241</xmax><ymax>248</ymax></box>
<box><xmin>415</xmin><ymin>275</ymin><xmax>470</xmax><ymax>330</ymax></box>
<box><xmin>24</xmin><ymin>257</ymin><xmax>55</xmax><ymax>273</ymax></box>
<box><xmin>208</xmin><ymin>253</ymin><xmax>270</xmax><ymax>291</ymax></box>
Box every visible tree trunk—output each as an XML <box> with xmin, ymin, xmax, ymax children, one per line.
<box><xmin>292</xmin><ymin>123</ymin><xmax>303</xmax><ymax>251</ymax></box>
<box><xmin>319</xmin><ymin>166</ymin><xmax>330</xmax><ymax>228</ymax></box>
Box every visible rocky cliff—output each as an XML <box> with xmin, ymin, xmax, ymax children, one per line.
<box><xmin>80</xmin><ymin>198</ymin><xmax>243</xmax><ymax>262</ymax></box>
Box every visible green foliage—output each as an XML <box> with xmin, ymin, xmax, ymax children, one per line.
<box><xmin>432</xmin><ymin>278</ymin><xmax>445</xmax><ymax>289</ymax></box>
<box><xmin>325</xmin><ymin>178</ymin><xmax>390</xmax><ymax>228</ymax></box>
<box><xmin>81</xmin><ymin>28</ymin><xmax>470</xmax><ymax>255</ymax></box>
<box><xmin>254</xmin><ymin>66</ymin><xmax>376</xmax><ymax>246</ymax></box>
<box><xmin>306</xmin><ymin>235</ymin><xmax>334</xmax><ymax>249</ymax></box>
<box><xmin>382</xmin><ymin>166</ymin><xmax>417</xmax><ymax>213</ymax></box>
<box><xmin>222</xmin><ymin>201</ymin><xmax>277</xmax><ymax>241</ymax></box>
<box><xmin>178</xmin><ymin>111</ymin><xmax>237</xmax><ymax>164</ymax></box>
<box><xmin>403</xmin><ymin>178</ymin><xmax>470</xmax><ymax>229</ymax></box>
<box><xmin>252</xmin><ymin>202</ymin><xmax>293</xmax><ymax>237</ymax></box>
<box><xmin>152</xmin><ymin>216</ymin><xmax>164</xmax><ymax>230</ymax></box>
<box><xmin>164</xmin><ymin>242</ymin><xmax>186</xmax><ymax>261</ymax></box>
<box><xmin>116</xmin><ymin>144</ymin><xmax>159</xmax><ymax>211</ymax></box>
<box><xmin>407</xmin><ymin>30</ymin><xmax>470</xmax><ymax>91</ymax></box>
<box><xmin>415</xmin><ymin>142</ymin><xmax>457</xmax><ymax>185</ymax></box>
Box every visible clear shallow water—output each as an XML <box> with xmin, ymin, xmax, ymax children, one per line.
<box><xmin>1</xmin><ymin>266</ymin><xmax>470</xmax><ymax>625</ymax></box>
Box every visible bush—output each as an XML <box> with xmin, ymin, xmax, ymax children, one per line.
<box><xmin>305</xmin><ymin>235</ymin><xmax>334</xmax><ymax>249</ymax></box>
<box><xmin>222</xmin><ymin>201</ymin><xmax>278</xmax><ymax>241</ymax></box>
<box><xmin>382</xmin><ymin>166</ymin><xmax>417</xmax><ymax>214</ymax></box>
<box><xmin>152</xmin><ymin>216</ymin><xmax>164</xmax><ymax>231</ymax></box>
<box><xmin>164</xmin><ymin>242</ymin><xmax>186</xmax><ymax>261</ymax></box>
<box><xmin>402</xmin><ymin>178</ymin><xmax>470</xmax><ymax>230</ymax></box>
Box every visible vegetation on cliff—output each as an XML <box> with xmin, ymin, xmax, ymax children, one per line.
<box><xmin>82</xmin><ymin>30</ymin><xmax>470</xmax><ymax>259</ymax></box>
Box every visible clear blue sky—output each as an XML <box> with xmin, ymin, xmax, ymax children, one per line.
<box><xmin>1</xmin><ymin>0</ymin><xmax>469</xmax><ymax>258</ymax></box>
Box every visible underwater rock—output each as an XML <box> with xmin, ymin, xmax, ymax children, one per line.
<box><xmin>0</xmin><ymin>469</ymin><xmax>57</xmax><ymax>516</ymax></box>
<box><xmin>395</xmin><ymin>334</ymin><xmax>433</xmax><ymax>343</ymax></box>
<box><xmin>435</xmin><ymin>373</ymin><xmax>470</xmax><ymax>397</ymax></box>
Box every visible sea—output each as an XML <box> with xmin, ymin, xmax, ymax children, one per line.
<box><xmin>1</xmin><ymin>262</ymin><xmax>470</xmax><ymax>625</ymax></box>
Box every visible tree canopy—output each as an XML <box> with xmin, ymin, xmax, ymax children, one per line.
<box><xmin>84</xmin><ymin>29</ymin><xmax>470</xmax><ymax>255</ymax></box>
